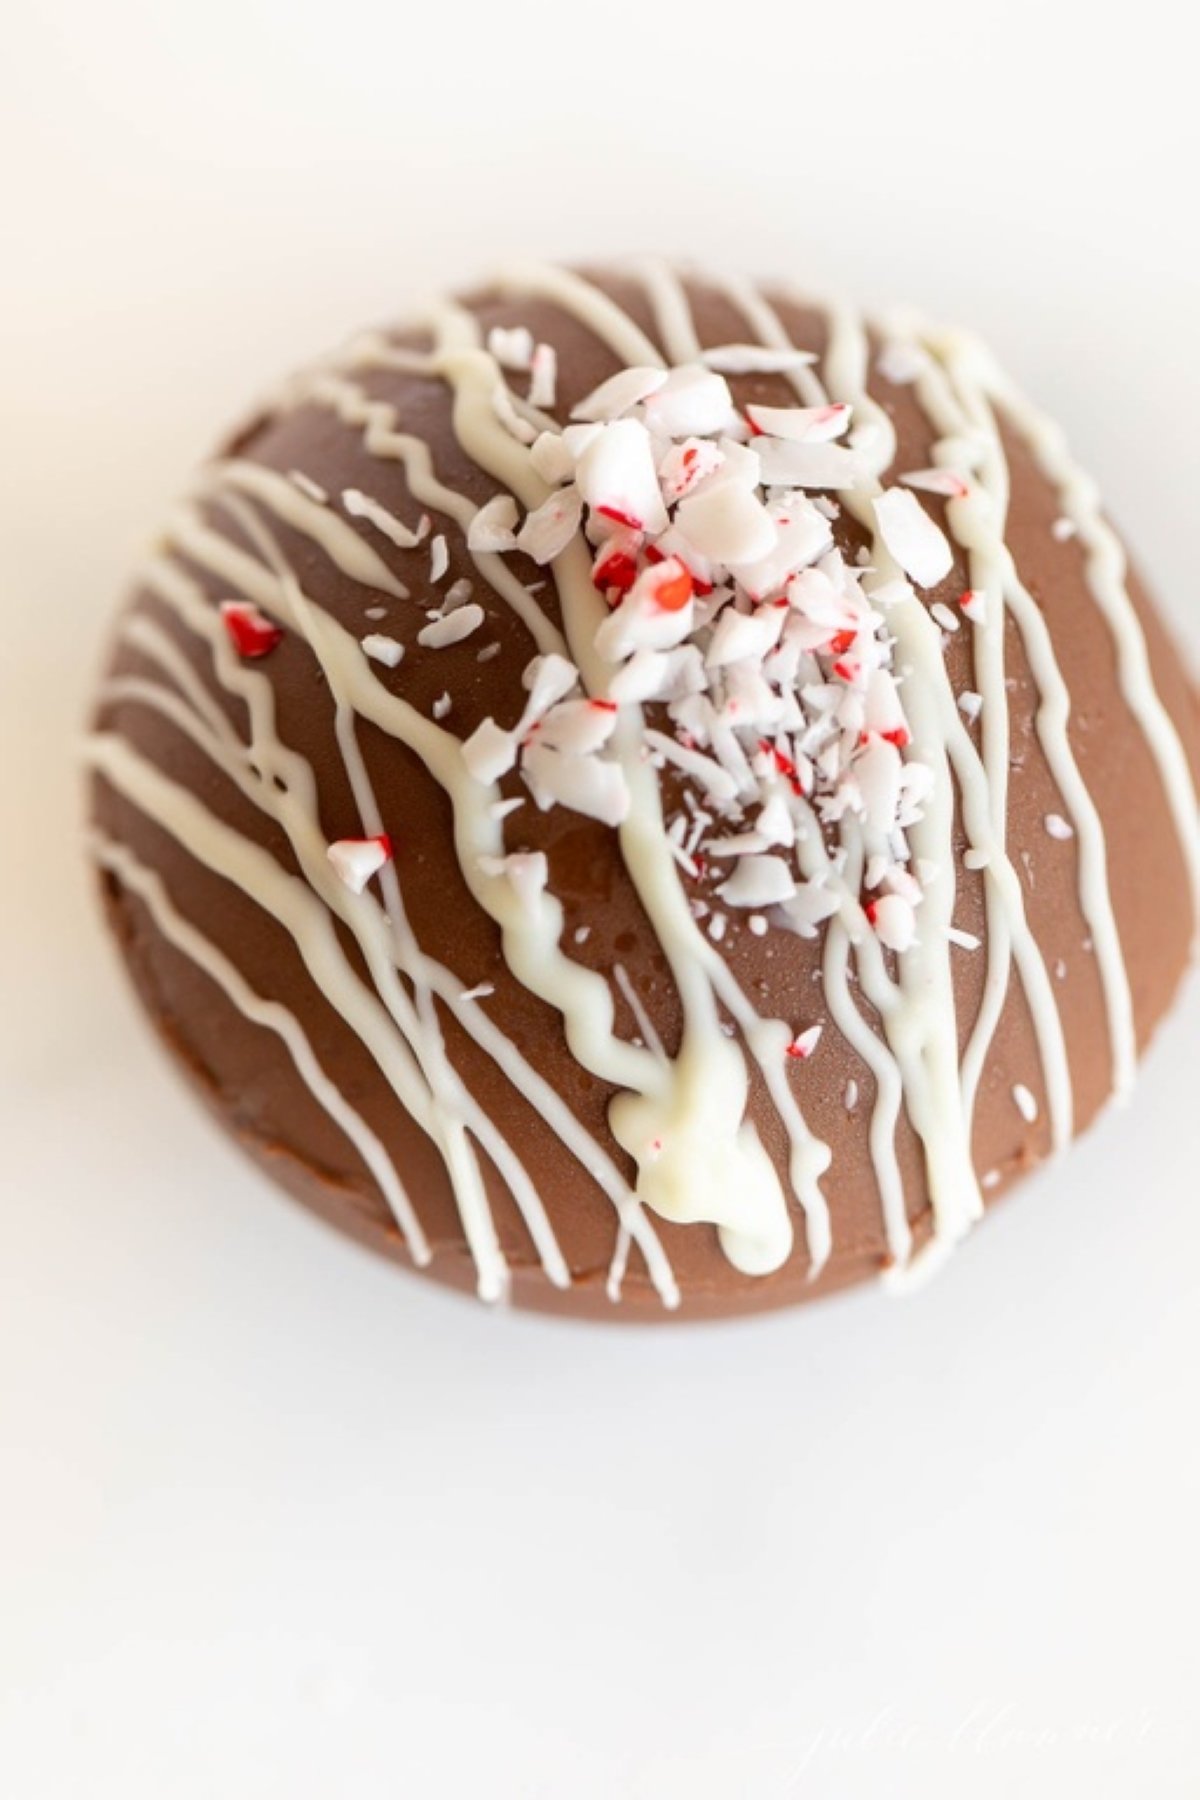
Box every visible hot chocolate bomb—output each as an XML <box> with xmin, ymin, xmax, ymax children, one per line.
<box><xmin>87</xmin><ymin>261</ymin><xmax>1199</xmax><ymax>1319</ymax></box>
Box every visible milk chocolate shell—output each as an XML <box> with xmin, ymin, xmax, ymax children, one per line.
<box><xmin>86</xmin><ymin>261</ymin><xmax>1200</xmax><ymax>1319</ymax></box>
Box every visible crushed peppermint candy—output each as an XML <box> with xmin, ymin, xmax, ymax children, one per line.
<box><xmin>958</xmin><ymin>690</ymin><xmax>983</xmax><ymax>723</ymax></box>
<box><xmin>432</xmin><ymin>692</ymin><xmax>452</xmax><ymax>720</ymax></box>
<box><xmin>900</xmin><ymin>468</ymin><xmax>970</xmax><ymax>500</ymax></box>
<box><xmin>220</xmin><ymin>600</ymin><xmax>283</xmax><ymax>659</ymax></box>
<box><xmin>786</xmin><ymin>1025</ymin><xmax>823</xmax><ymax>1060</ymax></box>
<box><xmin>418</xmin><ymin>605</ymin><xmax>485</xmax><ymax>650</ymax></box>
<box><xmin>468</xmin><ymin>495</ymin><xmax>520</xmax><ymax>553</ymax></box>
<box><xmin>958</xmin><ymin>589</ymin><xmax>987</xmax><ymax>624</ymax></box>
<box><xmin>844</xmin><ymin>1078</ymin><xmax>860</xmax><ymax>1112</ymax></box>
<box><xmin>516</xmin><ymin>486</ymin><xmax>584</xmax><ymax>564</ymax></box>
<box><xmin>427</xmin><ymin>346</ymin><xmax>954</xmax><ymax>956</ymax></box>
<box><xmin>873</xmin><ymin>489</ymin><xmax>953</xmax><ymax>589</ymax></box>
<box><xmin>362</xmin><ymin>633</ymin><xmax>404</xmax><ymax>668</ymax></box>
<box><xmin>327</xmin><ymin>834</ymin><xmax>393</xmax><ymax>894</ymax></box>
<box><xmin>1043</xmin><ymin>812</ymin><xmax>1075</xmax><ymax>840</ymax></box>
<box><xmin>429</xmin><ymin>534</ymin><xmax>449</xmax><ymax>583</ymax></box>
<box><xmin>1051</xmin><ymin>517</ymin><xmax>1077</xmax><ymax>543</ymax></box>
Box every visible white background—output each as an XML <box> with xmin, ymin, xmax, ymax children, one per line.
<box><xmin>2</xmin><ymin>2</ymin><xmax>1199</xmax><ymax>1795</ymax></box>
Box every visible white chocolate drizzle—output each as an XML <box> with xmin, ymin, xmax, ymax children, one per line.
<box><xmin>86</xmin><ymin>260</ymin><xmax>1199</xmax><ymax>1306</ymax></box>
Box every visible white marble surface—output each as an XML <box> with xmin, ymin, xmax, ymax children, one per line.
<box><xmin>2</xmin><ymin>2</ymin><xmax>1198</xmax><ymax>1794</ymax></box>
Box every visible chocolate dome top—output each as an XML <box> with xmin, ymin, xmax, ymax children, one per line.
<box><xmin>87</xmin><ymin>261</ymin><xmax>1200</xmax><ymax>1318</ymax></box>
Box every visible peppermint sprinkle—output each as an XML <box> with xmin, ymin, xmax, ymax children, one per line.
<box><xmin>1012</xmin><ymin>1083</ymin><xmax>1039</xmax><ymax>1124</ymax></box>
<box><xmin>786</xmin><ymin>1025</ymin><xmax>823</xmax><ymax>1060</ymax></box>
<box><xmin>930</xmin><ymin>601</ymin><xmax>961</xmax><ymax>633</ymax></box>
<box><xmin>219</xmin><ymin>600</ymin><xmax>283</xmax><ymax>660</ymax></box>
<box><xmin>327</xmin><ymin>834</ymin><xmax>393</xmax><ymax>894</ymax></box>
<box><xmin>873</xmin><ymin>488</ymin><xmax>954</xmax><ymax>588</ymax></box>
<box><xmin>947</xmin><ymin>925</ymin><xmax>981</xmax><ymax>951</ymax></box>
<box><xmin>1051</xmin><ymin>516</ymin><xmax>1077</xmax><ymax>543</ymax></box>
<box><xmin>958</xmin><ymin>690</ymin><xmax>983</xmax><ymax>723</ymax></box>
<box><xmin>362</xmin><ymin>633</ymin><xmax>404</xmax><ymax>668</ymax></box>
<box><xmin>844</xmin><ymin>1078</ymin><xmax>860</xmax><ymax>1113</ymax></box>
<box><xmin>467</xmin><ymin>494</ymin><xmax>520</xmax><ymax>553</ymax></box>
<box><xmin>418</xmin><ymin>605</ymin><xmax>485</xmax><ymax>650</ymax></box>
<box><xmin>429</xmin><ymin>534</ymin><xmax>450</xmax><ymax>583</ymax></box>
<box><xmin>958</xmin><ymin>589</ymin><xmax>987</xmax><ymax>624</ymax></box>
<box><xmin>432</xmin><ymin>692</ymin><xmax>452</xmax><ymax>720</ymax></box>
<box><xmin>460</xmin><ymin>982</ymin><xmax>496</xmax><ymax>1003</ymax></box>
<box><xmin>1044</xmin><ymin>812</ymin><xmax>1075</xmax><ymax>840</ymax></box>
<box><xmin>900</xmin><ymin>468</ymin><xmax>970</xmax><ymax>500</ymax></box>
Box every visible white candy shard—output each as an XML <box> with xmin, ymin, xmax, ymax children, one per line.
<box><xmin>575</xmin><ymin>420</ymin><xmax>668</xmax><ymax>534</ymax></box>
<box><xmin>529</xmin><ymin>431</ymin><xmax>577</xmax><ymax>485</ymax></box>
<box><xmin>429</xmin><ymin>534</ymin><xmax>449</xmax><ymax>582</ymax></box>
<box><xmin>1044</xmin><ymin>812</ymin><xmax>1075</xmax><ymax>840</ymax></box>
<box><xmin>900</xmin><ymin>467</ymin><xmax>970</xmax><ymax>499</ymax></box>
<box><xmin>536</xmin><ymin>698</ymin><xmax>619</xmax><ymax>755</ymax></box>
<box><xmin>753</xmin><ymin>440</ymin><xmax>862</xmax><ymax>490</ymax></box>
<box><xmin>523</xmin><ymin>742</ymin><xmax>630</xmax><ymax>827</ymax></box>
<box><xmin>572</xmin><ymin>366</ymin><xmax>668</xmax><ymax>423</ymax></box>
<box><xmin>467</xmin><ymin>494</ymin><xmax>520</xmax><ymax>552</ymax></box>
<box><xmin>731</xmin><ymin>503</ymin><xmax>833</xmax><ymax>599</ymax></box>
<box><xmin>868</xmin><ymin>892</ymin><xmax>917</xmax><ymax>953</ymax></box>
<box><xmin>461</xmin><ymin>718</ymin><xmax>517</xmax><ymax>784</ymax></box>
<box><xmin>717</xmin><ymin>855</ymin><xmax>797</xmax><ymax>908</ymax></box>
<box><xmin>641</xmin><ymin>365</ymin><xmax>737</xmax><ymax>439</ymax></box>
<box><xmin>873</xmin><ymin>488</ymin><xmax>954</xmax><ymax>588</ymax></box>
<box><xmin>658</xmin><ymin>436</ymin><xmax>725</xmax><ymax>502</ymax></box>
<box><xmin>675</xmin><ymin>481</ymin><xmax>776</xmax><ymax>565</ymax></box>
<box><xmin>746</xmin><ymin>402</ymin><xmax>851</xmax><ymax>443</ymax></box>
<box><xmin>418</xmin><ymin>604</ymin><xmax>485</xmax><ymax>649</ymax></box>
<box><xmin>787</xmin><ymin>1025</ymin><xmax>823</xmax><ymax>1060</ymax></box>
<box><xmin>362</xmin><ymin>633</ymin><xmax>404</xmax><ymax>668</ymax></box>
<box><xmin>327</xmin><ymin>835</ymin><xmax>392</xmax><ymax>894</ymax></box>
<box><xmin>522</xmin><ymin>653</ymin><xmax>580</xmax><ymax>717</ymax></box>
<box><xmin>516</xmin><ymin>486</ymin><xmax>583</xmax><ymax>564</ymax></box>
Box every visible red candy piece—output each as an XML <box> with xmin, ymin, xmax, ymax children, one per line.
<box><xmin>220</xmin><ymin>600</ymin><xmax>283</xmax><ymax>659</ymax></box>
<box><xmin>651</xmin><ymin>565</ymin><xmax>694</xmax><ymax>612</ymax></box>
